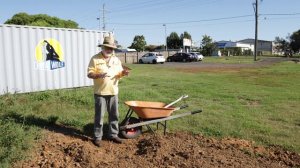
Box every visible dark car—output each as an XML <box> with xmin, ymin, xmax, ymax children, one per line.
<box><xmin>166</xmin><ymin>53</ymin><xmax>195</xmax><ymax>62</ymax></box>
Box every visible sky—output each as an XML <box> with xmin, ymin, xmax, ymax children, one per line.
<box><xmin>1</xmin><ymin>0</ymin><xmax>300</xmax><ymax>48</ymax></box>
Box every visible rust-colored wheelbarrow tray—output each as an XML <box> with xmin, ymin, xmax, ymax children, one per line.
<box><xmin>124</xmin><ymin>101</ymin><xmax>175</xmax><ymax>119</ymax></box>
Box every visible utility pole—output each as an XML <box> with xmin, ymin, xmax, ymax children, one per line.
<box><xmin>97</xmin><ymin>3</ymin><xmax>108</xmax><ymax>31</ymax></box>
<box><xmin>254</xmin><ymin>0</ymin><xmax>259</xmax><ymax>61</ymax></box>
<box><xmin>163</xmin><ymin>24</ymin><xmax>167</xmax><ymax>51</ymax></box>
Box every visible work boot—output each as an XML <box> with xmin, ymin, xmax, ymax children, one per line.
<box><xmin>110</xmin><ymin>136</ymin><xmax>123</xmax><ymax>144</ymax></box>
<box><xmin>93</xmin><ymin>139</ymin><xmax>101</xmax><ymax>147</ymax></box>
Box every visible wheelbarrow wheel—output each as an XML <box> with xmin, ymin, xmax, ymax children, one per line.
<box><xmin>120</xmin><ymin>117</ymin><xmax>142</xmax><ymax>139</ymax></box>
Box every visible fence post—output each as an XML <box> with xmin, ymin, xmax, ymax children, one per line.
<box><xmin>136</xmin><ymin>52</ymin><xmax>139</xmax><ymax>63</ymax></box>
<box><xmin>125</xmin><ymin>52</ymin><xmax>127</xmax><ymax>63</ymax></box>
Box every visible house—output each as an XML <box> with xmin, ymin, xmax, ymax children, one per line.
<box><xmin>215</xmin><ymin>40</ymin><xmax>253</xmax><ymax>56</ymax></box>
<box><xmin>216</xmin><ymin>40</ymin><xmax>254</xmax><ymax>51</ymax></box>
<box><xmin>238</xmin><ymin>38</ymin><xmax>273</xmax><ymax>55</ymax></box>
<box><xmin>215</xmin><ymin>39</ymin><xmax>275</xmax><ymax>56</ymax></box>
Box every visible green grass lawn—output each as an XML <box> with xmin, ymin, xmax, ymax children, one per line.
<box><xmin>203</xmin><ymin>56</ymin><xmax>253</xmax><ymax>64</ymax></box>
<box><xmin>203</xmin><ymin>55</ymin><xmax>268</xmax><ymax>64</ymax></box>
<box><xmin>0</xmin><ymin>60</ymin><xmax>300</xmax><ymax>167</ymax></box>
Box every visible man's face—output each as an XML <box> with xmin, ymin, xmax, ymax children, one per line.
<box><xmin>102</xmin><ymin>46</ymin><xmax>113</xmax><ymax>57</ymax></box>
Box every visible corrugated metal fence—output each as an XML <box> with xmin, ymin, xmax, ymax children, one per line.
<box><xmin>0</xmin><ymin>24</ymin><xmax>112</xmax><ymax>95</ymax></box>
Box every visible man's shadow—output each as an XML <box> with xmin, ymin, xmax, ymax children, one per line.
<box><xmin>2</xmin><ymin>112</ymin><xmax>112</xmax><ymax>141</ymax></box>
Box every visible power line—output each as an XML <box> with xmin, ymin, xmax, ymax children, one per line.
<box><xmin>110</xmin><ymin>0</ymin><xmax>161</xmax><ymax>12</ymax></box>
<box><xmin>107</xmin><ymin>14</ymin><xmax>253</xmax><ymax>25</ymax></box>
<box><xmin>85</xmin><ymin>13</ymin><xmax>300</xmax><ymax>31</ymax></box>
<box><xmin>110</xmin><ymin>0</ymin><xmax>189</xmax><ymax>12</ymax></box>
<box><xmin>112</xmin><ymin>19</ymin><xmax>254</xmax><ymax>30</ymax></box>
<box><xmin>262</xmin><ymin>16</ymin><xmax>300</xmax><ymax>21</ymax></box>
<box><xmin>108</xmin><ymin>0</ymin><xmax>219</xmax><ymax>17</ymax></box>
<box><xmin>108</xmin><ymin>0</ymin><xmax>184</xmax><ymax>17</ymax></box>
<box><xmin>109</xmin><ymin>0</ymin><xmax>155</xmax><ymax>11</ymax></box>
<box><xmin>110</xmin><ymin>15</ymin><xmax>299</xmax><ymax>31</ymax></box>
<box><xmin>261</xmin><ymin>13</ymin><xmax>300</xmax><ymax>16</ymax></box>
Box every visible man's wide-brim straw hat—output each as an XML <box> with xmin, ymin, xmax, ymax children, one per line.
<box><xmin>98</xmin><ymin>35</ymin><xmax>117</xmax><ymax>49</ymax></box>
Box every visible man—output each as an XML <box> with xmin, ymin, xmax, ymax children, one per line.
<box><xmin>87</xmin><ymin>35</ymin><xmax>129</xmax><ymax>147</ymax></box>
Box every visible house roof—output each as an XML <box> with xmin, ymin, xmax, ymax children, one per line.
<box><xmin>238</xmin><ymin>38</ymin><xmax>273</xmax><ymax>43</ymax></box>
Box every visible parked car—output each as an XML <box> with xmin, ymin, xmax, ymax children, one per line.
<box><xmin>166</xmin><ymin>53</ymin><xmax>195</xmax><ymax>62</ymax></box>
<box><xmin>139</xmin><ymin>52</ymin><xmax>166</xmax><ymax>64</ymax></box>
<box><xmin>189</xmin><ymin>52</ymin><xmax>198</xmax><ymax>61</ymax></box>
<box><xmin>190</xmin><ymin>52</ymin><xmax>204</xmax><ymax>61</ymax></box>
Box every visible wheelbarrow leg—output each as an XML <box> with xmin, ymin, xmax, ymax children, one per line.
<box><xmin>155</xmin><ymin>121</ymin><xmax>167</xmax><ymax>135</ymax></box>
<box><xmin>125</xmin><ymin>108</ymin><xmax>133</xmax><ymax>119</ymax></box>
<box><xmin>120</xmin><ymin>108</ymin><xmax>134</xmax><ymax>125</ymax></box>
<box><xmin>146</xmin><ymin>125</ymin><xmax>155</xmax><ymax>134</ymax></box>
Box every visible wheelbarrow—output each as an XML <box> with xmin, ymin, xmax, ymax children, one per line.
<box><xmin>119</xmin><ymin>95</ymin><xmax>202</xmax><ymax>139</ymax></box>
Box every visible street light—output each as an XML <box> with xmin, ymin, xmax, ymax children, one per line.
<box><xmin>163</xmin><ymin>24</ymin><xmax>167</xmax><ymax>52</ymax></box>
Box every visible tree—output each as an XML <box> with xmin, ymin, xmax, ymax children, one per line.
<box><xmin>129</xmin><ymin>35</ymin><xmax>147</xmax><ymax>52</ymax></box>
<box><xmin>5</xmin><ymin>12</ymin><xmax>79</xmax><ymax>28</ymax></box>
<box><xmin>220</xmin><ymin>47</ymin><xmax>243</xmax><ymax>56</ymax></box>
<box><xmin>114</xmin><ymin>40</ymin><xmax>122</xmax><ymax>49</ymax></box>
<box><xmin>274</xmin><ymin>36</ymin><xmax>292</xmax><ymax>57</ymax></box>
<box><xmin>200</xmin><ymin>35</ymin><xmax>217</xmax><ymax>56</ymax></box>
<box><xmin>167</xmin><ymin>32</ymin><xmax>181</xmax><ymax>49</ymax></box>
<box><xmin>290</xmin><ymin>29</ymin><xmax>300</xmax><ymax>54</ymax></box>
<box><xmin>145</xmin><ymin>45</ymin><xmax>165</xmax><ymax>51</ymax></box>
<box><xmin>274</xmin><ymin>29</ymin><xmax>300</xmax><ymax>57</ymax></box>
<box><xmin>156</xmin><ymin>45</ymin><xmax>165</xmax><ymax>50</ymax></box>
<box><xmin>4</xmin><ymin>12</ymin><xmax>32</xmax><ymax>25</ymax></box>
<box><xmin>145</xmin><ymin>45</ymin><xmax>157</xmax><ymax>52</ymax></box>
<box><xmin>180</xmin><ymin>31</ymin><xmax>192</xmax><ymax>40</ymax></box>
<box><xmin>243</xmin><ymin>49</ymin><xmax>253</xmax><ymax>56</ymax></box>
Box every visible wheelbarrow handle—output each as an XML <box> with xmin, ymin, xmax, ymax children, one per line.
<box><xmin>174</xmin><ymin>104</ymin><xmax>189</xmax><ymax>111</ymax></box>
<box><xmin>164</xmin><ymin>95</ymin><xmax>189</xmax><ymax>108</ymax></box>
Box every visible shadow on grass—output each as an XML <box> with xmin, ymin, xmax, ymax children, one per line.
<box><xmin>1</xmin><ymin>112</ymin><xmax>112</xmax><ymax>141</ymax></box>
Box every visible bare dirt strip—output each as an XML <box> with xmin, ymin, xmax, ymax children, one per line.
<box><xmin>15</xmin><ymin>130</ymin><xmax>300</xmax><ymax>168</ymax></box>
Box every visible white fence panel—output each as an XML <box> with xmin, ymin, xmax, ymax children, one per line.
<box><xmin>0</xmin><ymin>24</ymin><xmax>112</xmax><ymax>95</ymax></box>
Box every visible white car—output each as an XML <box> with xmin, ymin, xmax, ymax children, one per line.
<box><xmin>139</xmin><ymin>52</ymin><xmax>166</xmax><ymax>64</ymax></box>
<box><xmin>190</xmin><ymin>52</ymin><xmax>204</xmax><ymax>61</ymax></box>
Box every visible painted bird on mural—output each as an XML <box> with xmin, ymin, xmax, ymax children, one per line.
<box><xmin>43</xmin><ymin>40</ymin><xmax>61</xmax><ymax>62</ymax></box>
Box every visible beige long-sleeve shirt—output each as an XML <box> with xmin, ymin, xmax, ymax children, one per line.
<box><xmin>87</xmin><ymin>52</ymin><xmax>123</xmax><ymax>95</ymax></box>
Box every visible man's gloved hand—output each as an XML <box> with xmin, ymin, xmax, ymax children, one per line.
<box><xmin>121</xmin><ymin>69</ymin><xmax>129</xmax><ymax>76</ymax></box>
